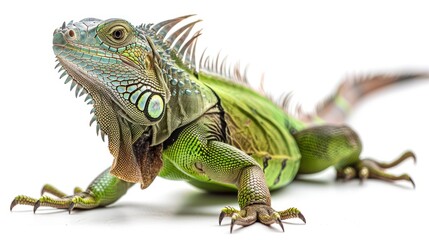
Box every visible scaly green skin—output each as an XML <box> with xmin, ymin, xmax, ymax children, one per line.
<box><xmin>11</xmin><ymin>16</ymin><xmax>419</xmax><ymax>232</ymax></box>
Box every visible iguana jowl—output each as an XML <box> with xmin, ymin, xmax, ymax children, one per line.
<box><xmin>11</xmin><ymin>16</ymin><xmax>422</xmax><ymax>232</ymax></box>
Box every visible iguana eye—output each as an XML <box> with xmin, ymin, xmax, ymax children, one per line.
<box><xmin>96</xmin><ymin>20</ymin><xmax>134</xmax><ymax>49</ymax></box>
<box><xmin>111</xmin><ymin>28</ymin><xmax>125</xmax><ymax>41</ymax></box>
<box><xmin>108</xmin><ymin>26</ymin><xmax>128</xmax><ymax>43</ymax></box>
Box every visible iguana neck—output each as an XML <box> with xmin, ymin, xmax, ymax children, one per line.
<box><xmin>142</xmin><ymin>32</ymin><xmax>218</xmax><ymax>145</ymax></box>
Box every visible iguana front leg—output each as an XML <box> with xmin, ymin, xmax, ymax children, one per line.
<box><xmin>217</xmin><ymin>164</ymin><xmax>306</xmax><ymax>232</ymax></box>
<box><xmin>11</xmin><ymin>168</ymin><xmax>133</xmax><ymax>213</ymax></box>
<box><xmin>161</xmin><ymin>120</ymin><xmax>305</xmax><ymax>232</ymax></box>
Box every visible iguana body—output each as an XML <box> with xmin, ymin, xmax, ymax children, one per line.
<box><xmin>11</xmin><ymin>16</ymin><xmax>420</xmax><ymax>232</ymax></box>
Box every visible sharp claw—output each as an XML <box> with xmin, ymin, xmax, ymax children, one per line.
<box><xmin>276</xmin><ymin>218</ymin><xmax>284</xmax><ymax>232</ymax></box>
<box><xmin>219</xmin><ymin>211</ymin><xmax>226</xmax><ymax>225</ymax></box>
<box><xmin>68</xmin><ymin>202</ymin><xmax>75</xmax><ymax>214</ymax></box>
<box><xmin>409</xmin><ymin>177</ymin><xmax>416</xmax><ymax>189</ymax></box>
<box><xmin>400</xmin><ymin>151</ymin><xmax>416</xmax><ymax>165</ymax></box>
<box><xmin>33</xmin><ymin>200</ymin><xmax>41</xmax><ymax>214</ymax></box>
<box><xmin>230</xmin><ymin>218</ymin><xmax>235</xmax><ymax>234</ymax></box>
<box><xmin>298</xmin><ymin>212</ymin><xmax>306</xmax><ymax>224</ymax></box>
<box><xmin>10</xmin><ymin>199</ymin><xmax>17</xmax><ymax>211</ymax></box>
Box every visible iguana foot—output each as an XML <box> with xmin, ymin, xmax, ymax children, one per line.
<box><xmin>219</xmin><ymin>204</ymin><xmax>306</xmax><ymax>233</ymax></box>
<box><xmin>337</xmin><ymin>151</ymin><xmax>416</xmax><ymax>188</ymax></box>
<box><xmin>10</xmin><ymin>184</ymin><xmax>100</xmax><ymax>213</ymax></box>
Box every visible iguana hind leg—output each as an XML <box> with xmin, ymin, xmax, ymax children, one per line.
<box><xmin>294</xmin><ymin>125</ymin><xmax>415</xmax><ymax>187</ymax></box>
<box><xmin>11</xmin><ymin>167</ymin><xmax>134</xmax><ymax>213</ymax></box>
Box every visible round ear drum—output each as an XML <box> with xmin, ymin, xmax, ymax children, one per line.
<box><xmin>144</xmin><ymin>93</ymin><xmax>165</xmax><ymax>121</ymax></box>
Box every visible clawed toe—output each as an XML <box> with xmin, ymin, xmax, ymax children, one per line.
<box><xmin>219</xmin><ymin>204</ymin><xmax>305</xmax><ymax>233</ymax></box>
<box><xmin>10</xmin><ymin>184</ymin><xmax>100</xmax><ymax>213</ymax></box>
<box><xmin>337</xmin><ymin>151</ymin><xmax>416</xmax><ymax>188</ymax></box>
<box><xmin>10</xmin><ymin>195</ymin><xmax>38</xmax><ymax>211</ymax></box>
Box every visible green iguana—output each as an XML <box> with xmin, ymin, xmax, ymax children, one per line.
<box><xmin>11</xmin><ymin>15</ymin><xmax>422</xmax><ymax>233</ymax></box>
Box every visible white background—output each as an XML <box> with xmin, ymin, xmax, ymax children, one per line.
<box><xmin>1</xmin><ymin>0</ymin><xmax>429</xmax><ymax>239</ymax></box>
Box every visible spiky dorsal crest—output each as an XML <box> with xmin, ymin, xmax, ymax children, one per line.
<box><xmin>137</xmin><ymin>15</ymin><xmax>252</xmax><ymax>84</ymax></box>
<box><xmin>136</xmin><ymin>15</ymin><xmax>201</xmax><ymax>70</ymax></box>
<box><xmin>140</xmin><ymin>15</ymin><xmax>301</xmax><ymax>118</ymax></box>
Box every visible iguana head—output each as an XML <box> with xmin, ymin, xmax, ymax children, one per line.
<box><xmin>52</xmin><ymin>16</ymin><xmax>207</xmax><ymax>186</ymax></box>
<box><xmin>53</xmin><ymin>18</ymin><xmax>169</xmax><ymax>185</ymax></box>
<box><xmin>53</xmin><ymin>18</ymin><xmax>169</xmax><ymax>126</ymax></box>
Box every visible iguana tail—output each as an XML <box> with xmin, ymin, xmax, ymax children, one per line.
<box><xmin>299</xmin><ymin>73</ymin><xmax>429</xmax><ymax>125</ymax></box>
